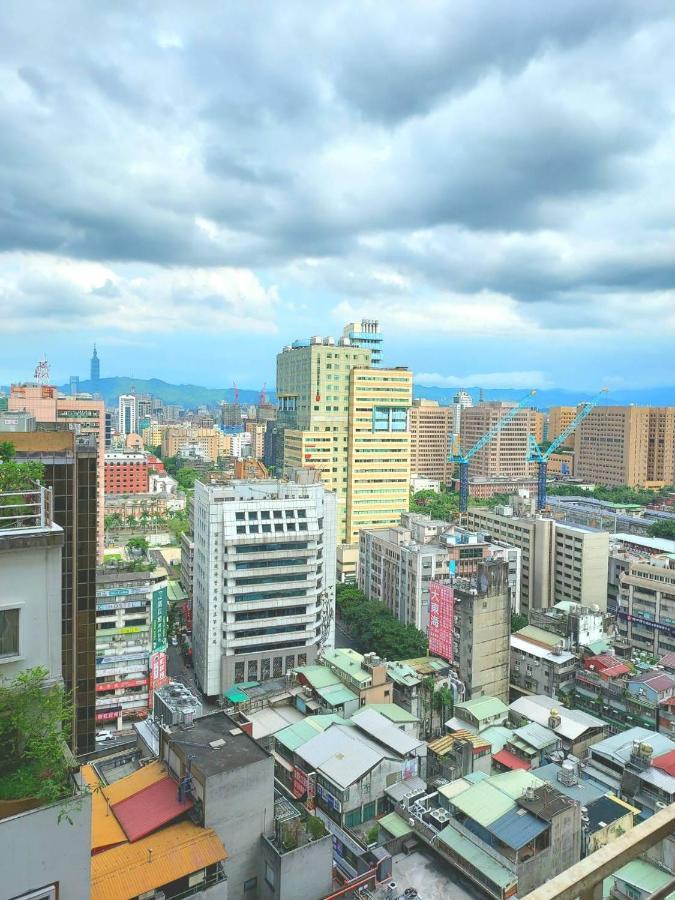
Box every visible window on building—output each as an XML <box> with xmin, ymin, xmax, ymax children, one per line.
<box><xmin>0</xmin><ymin>608</ymin><xmax>20</xmax><ymax>657</ymax></box>
<box><xmin>243</xmin><ymin>877</ymin><xmax>258</xmax><ymax>893</ymax></box>
<box><xmin>265</xmin><ymin>863</ymin><xmax>276</xmax><ymax>889</ymax></box>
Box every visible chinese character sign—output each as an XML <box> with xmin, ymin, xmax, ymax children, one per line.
<box><xmin>148</xmin><ymin>651</ymin><xmax>169</xmax><ymax>707</ymax></box>
<box><xmin>428</xmin><ymin>581</ymin><xmax>454</xmax><ymax>662</ymax></box>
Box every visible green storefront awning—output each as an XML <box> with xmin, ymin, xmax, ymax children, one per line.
<box><xmin>225</xmin><ymin>687</ymin><xmax>248</xmax><ymax>703</ymax></box>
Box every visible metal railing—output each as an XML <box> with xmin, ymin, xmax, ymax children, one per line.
<box><xmin>0</xmin><ymin>484</ymin><xmax>53</xmax><ymax>531</ymax></box>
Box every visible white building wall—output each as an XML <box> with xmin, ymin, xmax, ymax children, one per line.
<box><xmin>0</xmin><ymin>527</ymin><xmax>63</xmax><ymax>685</ymax></box>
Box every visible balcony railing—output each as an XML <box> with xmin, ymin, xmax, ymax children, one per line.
<box><xmin>0</xmin><ymin>484</ymin><xmax>53</xmax><ymax>532</ymax></box>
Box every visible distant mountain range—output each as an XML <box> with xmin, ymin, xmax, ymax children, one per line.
<box><xmin>413</xmin><ymin>385</ymin><xmax>675</xmax><ymax>409</ymax></box>
<box><xmin>2</xmin><ymin>375</ymin><xmax>672</xmax><ymax>411</ymax></box>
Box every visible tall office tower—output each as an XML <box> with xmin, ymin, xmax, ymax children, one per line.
<box><xmin>277</xmin><ymin>333</ymin><xmax>371</xmax><ymax>542</ymax></box>
<box><xmin>451</xmin><ymin>390</ymin><xmax>473</xmax><ymax>437</ymax></box>
<box><xmin>90</xmin><ymin>344</ymin><xmax>100</xmax><ymax>383</ymax></box>
<box><xmin>647</xmin><ymin>407</ymin><xmax>675</xmax><ymax>485</ymax></box>
<box><xmin>409</xmin><ymin>399</ymin><xmax>454</xmax><ymax>483</ymax></box>
<box><xmin>136</xmin><ymin>395</ymin><xmax>153</xmax><ymax>420</ymax></box>
<box><xmin>342</xmin><ymin>319</ymin><xmax>383</xmax><ymax>365</ymax></box>
<box><xmin>1</xmin><ymin>429</ymin><xmax>99</xmax><ymax>753</ymax></box>
<box><xmin>575</xmin><ymin>406</ymin><xmax>650</xmax><ymax>487</ymax></box>
<box><xmin>452</xmin><ymin>558</ymin><xmax>511</xmax><ymax>702</ymax></box>
<box><xmin>118</xmin><ymin>393</ymin><xmax>138</xmax><ymax>435</ymax></box>
<box><xmin>345</xmin><ymin>367</ymin><xmax>413</xmax><ymax>544</ymax></box>
<box><xmin>548</xmin><ymin>406</ymin><xmax>577</xmax><ymax>448</ymax></box>
<box><xmin>69</xmin><ymin>375</ymin><xmax>80</xmax><ymax>395</ymax></box>
<box><xmin>460</xmin><ymin>402</ymin><xmax>538</xmax><ymax>478</ymax></box>
<box><xmin>9</xmin><ymin>383</ymin><xmax>105</xmax><ymax>558</ymax></box>
<box><xmin>221</xmin><ymin>401</ymin><xmax>242</xmax><ymax>427</ymax></box>
<box><xmin>191</xmin><ymin>480</ymin><xmax>336</xmax><ymax>697</ymax></box>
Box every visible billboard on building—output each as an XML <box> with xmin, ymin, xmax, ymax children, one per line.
<box><xmin>152</xmin><ymin>586</ymin><xmax>168</xmax><ymax>651</ymax></box>
<box><xmin>428</xmin><ymin>580</ymin><xmax>454</xmax><ymax>662</ymax></box>
<box><xmin>148</xmin><ymin>651</ymin><xmax>169</xmax><ymax>706</ymax></box>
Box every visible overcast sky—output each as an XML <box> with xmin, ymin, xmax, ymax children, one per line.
<box><xmin>2</xmin><ymin>1</ymin><xmax>674</xmax><ymax>391</ymax></box>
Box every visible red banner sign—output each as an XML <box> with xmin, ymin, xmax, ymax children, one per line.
<box><xmin>96</xmin><ymin>710</ymin><xmax>120</xmax><ymax>721</ymax></box>
<box><xmin>292</xmin><ymin>766</ymin><xmax>309</xmax><ymax>798</ymax></box>
<box><xmin>428</xmin><ymin>581</ymin><xmax>454</xmax><ymax>662</ymax></box>
<box><xmin>96</xmin><ymin>678</ymin><xmax>148</xmax><ymax>692</ymax></box>
<box><xmin>148</xmin><ymin>651</ymin><xmax>169</xmax><ymax>706</ymax></box>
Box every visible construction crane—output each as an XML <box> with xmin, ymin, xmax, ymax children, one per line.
<box><xmin>450</xmin><ymin>390</ymin><xmax>537</xmax><ymax>513</ymax></box>
<box><xmin>527</xmin><ymin>388</ymin><xmax>608</xmax><ymax>510</ymax></box>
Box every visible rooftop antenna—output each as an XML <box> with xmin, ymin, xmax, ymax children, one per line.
<box><xmin>34</xmin><ymin>355</ymin><xmax>50</xmax><ymax>385</ymax></box>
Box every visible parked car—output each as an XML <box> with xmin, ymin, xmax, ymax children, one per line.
<box><xmin>95</xmin><ymin>729</ymin><xmax>114</xmax><ymax>742</ymax></box>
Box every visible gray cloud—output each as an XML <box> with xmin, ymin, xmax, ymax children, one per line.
<box><xmin>0</xmin><ymin>0</ymin><xmax>674</xmax><ymax>331</ymax></box>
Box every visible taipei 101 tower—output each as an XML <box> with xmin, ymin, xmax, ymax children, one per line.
<box><xmin>90</xmin><ymin>344</ymin><xmax>100</xmax><ymax>383</ymax></box>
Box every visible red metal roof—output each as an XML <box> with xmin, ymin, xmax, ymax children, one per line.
<box><xmin>493</xmin><ymin>749</ymin><xmax>531</xmax><ymax>771</ymax></box>
<box><xmin>111</xmin><ymin>777</ymin><xmax>193</xmax><ymax>842</ymax></box>
<box><xmin>633</xmin><ymin>673</ymin><xmax>675</xmax><ymax>693</ymax></box>
<box><xmin>652</xmin><ymin>749</ymin><xmax>675</xmax><ymax>777</ymax></box>
<box><xmin>602</xmin><ymin>663</ymin><xmax>631</xmax><ymax>678</ymax></box>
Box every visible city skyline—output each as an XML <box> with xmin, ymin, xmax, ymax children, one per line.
<box><xmin>2</xmin><ymin>3</ymin><xmax>675</xmax><ymax>391</ymax></box>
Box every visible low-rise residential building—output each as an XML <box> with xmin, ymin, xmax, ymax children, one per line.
<box><xmin>95</xmin><ymin>565</ymin><xmax>168</xmax><ymax>731</ymax></box>
<box><xmin>509</xmin><ymin>694</ymin><xmax>607</xmax><ymax>757</ymax></box>
<box><xmin>616</xmin><ymin>556</ymin><xmax>675</xmax><ymax>658</ymax></box>
<box><xmin>450</xmin><ymin>475</ymin><xmax>538</xmax><ymax>500</ymax></box>
<box><xmin>320</xmin><ymin>648</ymin><xmax>394</xmax><ymax>706</ymax></box>
<box><xmin>427</xmin><ymin>730</ymin><xmax>493</xmax><ymax>781</ymax></box>
<box><xmin>447</xmin><ymin>695</ymin><xmax>510</xmax><ymax>733</ymax></box>
<box><xmin>585</xmin><ymin>728</ymin><xmax>675</xmax><ymax>816</ymax></box>
<box><xmin>510</xmin><ymin>627</ymin><xmax>577</xmax><ymax>698</ymax></box>
<box><xmin>492</xmin><ymin>722</ymin><xmax>561</xmax><ymax>772</ymax></box>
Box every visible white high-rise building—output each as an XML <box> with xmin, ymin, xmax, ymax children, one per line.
<box><xmin>118</xmin><ymin>394</ymin><xmax>138</xmax><ymax>435</ymax></box>
<box><xmin>452</xmin><ymin>390</ymin><xmax>473</xmax><ymax>437</ymax></box>
<box><xmin>191</xmin><ymin>479</ymin><xmax>337</xmax><ymax>697</ymax></box>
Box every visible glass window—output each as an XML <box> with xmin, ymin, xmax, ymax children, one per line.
<box><xmin>0</xmin><ymin>609</ymin><xmax>20</xmax><ymax>657</ymax></box>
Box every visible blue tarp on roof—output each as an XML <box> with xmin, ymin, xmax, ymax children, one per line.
<box><xmin>487</xmin><ymin>806</ymin><xmax>549</xmax><ymax>850</ymax></box>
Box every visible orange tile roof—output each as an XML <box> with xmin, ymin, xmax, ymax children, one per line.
<box><xmin>81</xmin><ymin>765</ymin><xmax>128</xmax><ymax>854</ymax></box>
<box><xmin>102</xmin><ymin>760</ymin><xmax>168</xmax><ymax>805</ymax></box>
<box><xmin>91</xmin><ymin>821</ymin><xmax>227</xmax><ymax>900</ymax></box>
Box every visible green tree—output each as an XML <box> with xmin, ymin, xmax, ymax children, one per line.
<box><xmin>0</xmin><ymin>667</ymin><xmax>73</xmax><ymax>804</ymax></box>
<box><xmin>648</xmin><ymin>520</ymin><xmax>675</xmax><ymax>540</ymax></box>
<box><xmin>0</xmin><ymin>442</ymin><xmax>45</xmax><ymax>525</ymax></box>
<box><xmin>176</xmin><ymin>468</ymin><xmax>199</xmax><ymax>491</ymax></box>
<box><xmin>126</xmin><ymin>536</ymin><xmax>149</xmax><ymax>554</ymax></box>
<box><xmin>511</xmin><ymin>612</ymin><xmax>528</xmax><ymax>632</ymax></box>
<box><xmin>335</xmin><ymin>584</ymin><xmax>428</xmax><ymax>659</ymax></box>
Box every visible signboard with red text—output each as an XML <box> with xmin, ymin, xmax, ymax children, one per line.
<box><xmin>428</xmin><ymin>581</ymin><xmax>454</xmax><ymax>662</ymax></box>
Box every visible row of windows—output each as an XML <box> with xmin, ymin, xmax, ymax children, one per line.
<box><xmin>230</xmin><ymin>622</ymin><xmax>309</xmax><ymax>639</ymax></box>
<box><xmin>234</xmin><ymin>572</ymin><xmax>309</xmax><ymax>586</ymax></box>
<box><xmin>234</xmin><ymin>556</ymin><xmax>309</xmax><ymax>570</ymax></box>
<box><xmin>235</xmin><ymin>509</ymin><xmax>306</xmax><ymax>520</ymax></box>
<box><xmin>234</xmin><ymin>605</ymin><xmax>307</xmax><ymax>622</ymax></box>
<box><xmin>232</xmin><ymin>587</ymin><xmax>308</xmax><ymax>602</ymax></box>
<box><xmin>236</xmin><ymin>522</ymin><xmax>309</xmax><ymax>535</ymax></box>
<box><xmin>234</xmin><ymin>541</ymin><xmax>310</xmax><ymax>554</ymax></box>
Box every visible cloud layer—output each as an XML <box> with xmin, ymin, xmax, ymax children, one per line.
<box><xmin>2</xmin><ymin>1</ymin><xmax>675</xmax><ymax>388</ymax></box>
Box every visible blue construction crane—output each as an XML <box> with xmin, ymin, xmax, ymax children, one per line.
<box><xmin>527</xmin><ymin>388</ymin><xmax>608</xmax><ymax>510</ymax></box>
<box><xmin>450</xmin><ymin>390</ymin><xmax>537</xmax><ymax>513</ymax></box>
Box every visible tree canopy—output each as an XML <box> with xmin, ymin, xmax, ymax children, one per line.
<box><xmin>336</xmin><ymin>583</ymin><xmax>428</xmax><ymax>659</ymax></box>
<box><xmin>648</xmin><ymin>519</ymin><xmax>675</xmax><ymax>540</ymax></box>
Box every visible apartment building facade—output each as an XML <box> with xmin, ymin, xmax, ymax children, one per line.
<box><xmin>574</xmin><ymin>406</ymin><xmax>650</xmax><ymax>487</ymax></box>
<box><xmin>191</xmin><ymin>480</ymin><xmax>337</xmax><ymax>697</ymax></box>
<box><xmin>104</xmin><ymin>450</ymin><xmax>150</xmax><ymax>494</ymax></box>
<box><xmin>9</xmin><ymin>383</ymin><xmax>105</xmax><ymax>557</ymax></box>
<box><xmin>409</xmin><ymin>398</ymin><xmax>454</xmax><ymax>483</ymax></box>
<box><xmin>466</xmin><ymin>496</ymin><xmax>609</xmax><ymax>614</ymax></box>
<box><xmin>118</xmin><ymin>393</ymin><xmax>138</xmax><ymax>435</ymax></box>
<box><xmin>616</xmin><ymin>557</ymin><xmax>675</xmax><ymax>658</ymax></box>
<box><xmin>2</xmin><ymin>428</ymin><xmax>99</xmax><ymax>753</ymax></box>
<box><xmin>161</xmin><ymin>424</ymin><xmax>230</xmax><ymax>462</ymax></box>
<box><xmin>460</xmin><ymin>402</ymin><xmax>538</xmax><ymax>478</ymax></box>
<box><xmin>548</xmin><ymin>406</ymin><xmax>577</xmax><ymax>448</ymax></box>
<box><xmin>95</xmin><ymin>566</ymin><xmax>168</xmax><ymax>730</ymax></box>
<box><xmin>648</xmin><ymin>407</ymin><xmax>675</xmax><ymax>485</ymax></box>
<box><xmin>451</xmin><ymin>559</ymin><xmax>511</xmax><ymax>702</ymax></box>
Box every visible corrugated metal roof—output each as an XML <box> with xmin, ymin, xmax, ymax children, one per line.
<box><xmin>316</xmin><ymin>683</ymin><xmax>358</xmax><ymax>706</ymax></box>
<box><xmin>613</xmin><ymin>859</ymin><xmax>674</xmax><ymax>894</ymax></box>
<box><xmin>274</xmin><ymin>714</ymin><xmax>347</xmax><ymax>752</ymax></box>
<box><xmin>493</xmin><ymin>749</ymin><xmax>531</xmax><ymax>771</ymax></box>
<box><xmin>379</xmin><ymin>812</ymin><xmax>414</xmax><ymax>838</ymax></box>
<box><xmin>295</xmin><ymin>665</ymin><xmax>342</xmax><ymax>690</ymax></box>
<box><xmin>653</xmin><ymin>749</ymin><xmax>675</xmax><ymax>777</ymax></box>
<box><xmin>102</xmin><ymin>760</ymin><xmax>168</xmax><ymax>806</ymax></box>
<box><xmin>534</xmin><ymin>764</ymin><xmax>604</xmax><ymax>805</ymax></box>
<box><xmin>351</xmin><ymin>709</ymin><xmax>423</xmax><ymax>757</ymax></box>
<box><xmin>480</xmin><ymin>725</ymin><xmax>513</xmax><ymax>753</ymax></box>
<box><xmin>438</xmin><ymin>778</ymin><xmax>473</xmax><ymax>802</ymax></box>
<box><xmin>450</xmin><ymin>781</ymin><xmax>515</xmax><ymax>826</ymax></box>
<box><xmin>454</xmin><ymin>696</ymin><xmax>509</xmax><ymax>723</ymax></box>
<box><xmin>514</xmin><ymin>722</ymin><xmax>558</xmax><ymax>751</ymax></box>
<box><xmin>489</xmin><ymin>770</ymin><xmax>545</xmax><ymax>800</ymax></box>
<box><xmin>638</xmin><ymin>766</ymin><xmax>675</xmax><ymax>792</ymax></box>
<box><xmin>436</xmin><ymin>823</ymin><xmax>517</xmax><ymax>890</ymax></box>
<box><xmin>487</xmin><ymin>806</ymin><xmax>548</xmax><ymax>849</ymax></box>
<box><xmin>295</xmin><ymin>725</ymin><xmax>383</xmax><ymax>789</ymax></box>
<box><xmin>112</xmin><ymin>777</ymin><xmax>193</xmax><ymax>842</ymax></box>
<box><xmin>91</xmin><ymin>821</ymin><xmax>227</xmax><ymax>900</ymax></box>
<box><xmin>509</xmin><ymin>695</ymin><xmax>605</xmax><ymax>740</ymax></box>
<box><xmin>363</xmin><ymin>703</ymin><xmax>418</xmax><ymax>723</ymax></box>
<box><xmin>631</xmin><ymin>672</ymin><xmax>675</xmax><ymax>693</ymax></box>
<box><xmin>428</xmin><ymin>731</ymin><xmax>490</xmax><ymax>757</ymax></box>
<box><xmin>81</xmin><ymin>765</ymin><xmax>128</xmax><ymax>854</ymax></box>
<box><xmin>510</xmin><ymin>635</ymin><xmax>575</xmax><ymax>664</ymax></box>
<box><xmin>590</xmin><ymin>727</ymin><xmax>675</xmax><ymax>765</ymax></box>
<box><xmin>514</xmin><ymin>625</ymin><xmax>562</xmax><ymax>649</ymax></box>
